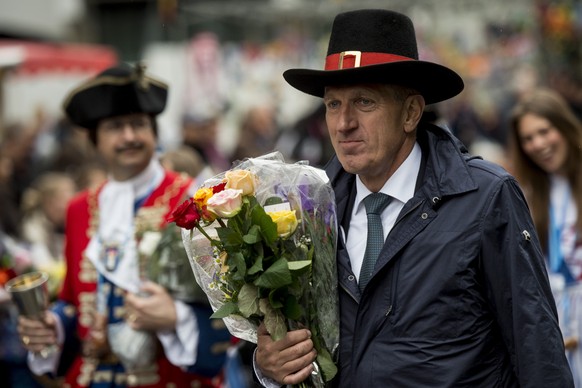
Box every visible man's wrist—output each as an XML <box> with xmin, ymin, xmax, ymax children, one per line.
<box><xmin>252</xmin><ymin>347</ymin><xmax>282</xmax><ymax>388</ymax></box>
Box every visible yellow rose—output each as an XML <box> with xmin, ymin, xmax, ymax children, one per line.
<box><xmin>267</xmin><ymin>210</ymin><xmax>298</xmax><ymax>238</ymax></box>
<box><xmin>194</xmin><ymin>187</ymin><xmax>218</xmax><ymax>222</ymax></box>
<box><xmin>193</xmin><ymin>187</ymin><xmax>214</xmax><ymax>206</ymax></box>
<box><xmin>225</xmin><ymin>170</ymin><xmax>256</xmax><ymax>196</ymax></box>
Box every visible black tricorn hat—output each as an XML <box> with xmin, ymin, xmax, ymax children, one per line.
<box><xmin>283</xmin><ymin>9</ymin><xmax>464</xmax><ymax>104</ymax></box>
<box><xmin>63</xmin><ymin>62</ymin><xmax>168</xmax><ymax>130</ymax></box>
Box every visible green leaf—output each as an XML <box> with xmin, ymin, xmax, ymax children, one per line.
<box><xmin>288</xmin><ymin>260</ymin><xmax>311</xmax><ymax>272</ymax></box>
<box><xmin>210</xmin><ymin>301</ymin><xmax>238</xmax><ymax>319</ymax></box>
<box><xmin>254</xmin><ymin>258</ymin><xmax>292</xmax><ymax>289</ymax></box>
<box><xmin>268</xmin><ymin>288</ymin><xmax>284</xmax><ymax>309</ymax></box>
<box><xmin>260</xmin><ymin>298</ymin><xmax>287</xmax><ymax>341</ymax></box>
<box><xmin>243</xmin><ymin>224</ymin><xmax>262</xmax><ymax>244</ymax></box>
<box><xmin>238</xmin><ymin>283</ymin><xmax>260</xmax><ymax>318</ymax></box>
<box><xmin>247</xmin><ymin>254</ymin><xmax>263</xmax><ymax>275</ymax></box>
<box><xmin>264</xmin><ymin>196</ymin><xmax>283</xmax><ymax>206</ymax></box>
<box><xmin>316</xmin><ymin>350</ymin><xmax>338</xmax><ymax>382</ymax></box>
<box><xmin>230</xmin><ymin>252</ymin><xmax>247</xmax><ymax>280</ymax></box>
<box><xmin>282</xmin><ymin>294</ymin><xmax>302</xmax><ymax>320</ymax></box>
<box><xmin>251</xmin><ymin>205</ymin><xmax>278</xmax><ymax>245</ymax></box>
<box><xmin>252</xmin><ymin>242</ymin><xmax>265</xmax><ymax>260</ymax></box>
<box><xmin>227</xmin><ymin>211</ymin><xmax>245</xmax><ymax>233</ymax></box>
<box><xmin>216</xmin><ymin>227</ymin><xmax>244</xmax><ymax>246</ymax></box>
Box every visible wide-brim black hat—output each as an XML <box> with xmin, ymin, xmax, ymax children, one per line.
<box><xmin>283</xmin><ymin>9</ymin><xmax>464</xmax><ymax>104</ymax></box>
<box><xmin>63</xmin><ymin>62</ymin><xmax>168</xmax><ymax>130</ymax></box>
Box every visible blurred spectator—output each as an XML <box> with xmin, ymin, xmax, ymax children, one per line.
<box><xmin>549</xmin><ymin>71</ymin><xmax>582</xmax><ymax>120</ymax></box>
<box><xmin>448</xmin><ymin>86</ymin><xmax>492</xmax><ymax>151</ymax></box>
<box><xmin>0</xmin><ymin>122</ymin><xmax>40</xmax><ymax>207</ymax></box>
<box><xmin>419</xmin><ymin>105</ymin><xmax>507</xmax><ymax>167</ymax></box>
<box><xmin>44</xmin><ymin>118</ymin><xmax>107</xmax><ymax>190</ymax></box>
<box><xmin>231</xmin><ymin>104</ymin><xmax>279</xmax><ymax>162</ymax></box>
<box><xmin>160</xmin><ymin>145</ymin><xmax>209</xmax><ymax>181</ymax></box>
<box><xmin>20</xmin><ymin>172</ymin><xmax>77</xmax><ymax>298</ymax></box>
<box><xmin>507</xmin><ymin>88</ymin><xmax>582</xmax><ymax>385</ymax></box>
<box><xmin>276</xmin><ymin>104</ymin><xmax>334</xmax><ymax>168</ymax></box>
<box><xmin>0</xmin><ymin>155</ymin><xmax>21</xmax><ymax>242</ymax></box>
<box><xmin>469</xmin><ymin>138</ymin><xmax>508</xmax><ymax>169</ymax></box>
<box><xmin>0</xmin><ymin>129</ymin><xmax>41</xmax><ymax>388</ymax></box>
<box><xmin>182</xmin><ymin>114</ymin><xmax>231</xmax><ymax>174</ymax></box>
<box><xmin>494</xmin><ymin>64</ymin><xmax>540</xmax><ymax>147</ymax></box>
<box><xmin>73</xmin><ymin>161</ymin><xmax>107</xmax><ymax>191</ymax></box>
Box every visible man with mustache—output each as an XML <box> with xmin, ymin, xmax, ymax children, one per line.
<box><xmin>16</xmin><ymin>63</ymin><xmax>231</xmax><ymax>387</ymax></box>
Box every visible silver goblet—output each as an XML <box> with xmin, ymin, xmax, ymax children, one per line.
<box><xmin>5</xmin><ymin>271</ymin><xmax>49</xmax><ymax>319</ymax></box>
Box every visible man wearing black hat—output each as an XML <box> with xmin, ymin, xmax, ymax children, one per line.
<box><xmin>255</xmin><ymin>9</ymin><xmax>574</xmax><ymax>387</ymax></box>
<box><xmin>16</xmin><ymin>63</ymin><xmax>231</xmax><ymax>387</ymax></box>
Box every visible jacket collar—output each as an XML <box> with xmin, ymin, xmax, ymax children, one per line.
<box><xmin>415</xmin><ymin>122</ymin><xmax>478</xmax><ymax>202</ymax></box>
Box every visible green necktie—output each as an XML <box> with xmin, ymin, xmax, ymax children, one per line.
<box><xmin>359</xmin><ymin>192</ymin><xmax>391</xmax><ymax>291</ymax></box>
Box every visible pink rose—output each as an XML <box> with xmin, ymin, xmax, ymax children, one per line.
<box><xmin>207</xmin><ymin>189</ymin><xmax>244</xmax><ymax>218</ymax></box>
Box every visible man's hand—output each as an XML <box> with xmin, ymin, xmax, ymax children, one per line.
<box><xmin>256</xmin><ymin>321</ymin><xmax>317</xmax><ymax>386</ymax></box>
<box><xmin>17</xmin><ymin>312</ymin><xmax>58</xmax><ymax>355</ymax></box>
<box><xmin>124</xmin><ymin>281</ymin><xmax>177</xmax><ymax>332</ymax></box>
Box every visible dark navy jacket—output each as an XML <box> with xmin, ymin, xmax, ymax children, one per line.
<box><xmin>326</xmin><ymin>123</ymin><xmax>574</xmax><ymax>387</ymax></box>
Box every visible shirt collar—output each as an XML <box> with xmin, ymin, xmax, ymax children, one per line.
<box><xmin>355</xmin><ymin>142</ymin><xmax>421</xmax><ymax>211</ymax></box>
<box><xmin>107</xmin><ymin>158</ymin><xmax>165</xmax><ymax>200</ymax></box>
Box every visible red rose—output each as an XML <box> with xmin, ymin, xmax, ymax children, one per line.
<box><xmin>213</xmin><ymin>182</ymin><xmax>227</xmax><ymax>193</ymax></box>
<box><xmin>167</xmin><ymin>198</ymin><xmax>201</xmax><ymax>229</ymax></box>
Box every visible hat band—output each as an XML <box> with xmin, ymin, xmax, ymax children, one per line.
<box><xmin>325</xmin><ymin>51</ymin><xmax>414</xmax><ymax>70</ymax></box>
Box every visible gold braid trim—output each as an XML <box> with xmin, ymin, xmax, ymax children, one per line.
<box><xmin>87</xmin><ymin>186</ymin><xmax>100</xmax><ymax>239</ymax></box>
<box><xmin>154</xmin><ymin>172</ymin><xmax>190</xmax><ymax>207</ymax></box>
<box><xmin>79</xmin><ymin>186</ymin><xmax>101</xmax><ymax>285</ymax></box>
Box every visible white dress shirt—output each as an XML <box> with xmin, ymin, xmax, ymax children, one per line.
<box><xmin>346</xmin><ymin>142</ymin><xmax>421</xmax><ymax>281</ymax></box>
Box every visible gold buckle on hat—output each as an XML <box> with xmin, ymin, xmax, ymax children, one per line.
<box><xmin>338</xmin><ymin>51</ymin><xmax>361</xmax><ymax>69</ymax></box>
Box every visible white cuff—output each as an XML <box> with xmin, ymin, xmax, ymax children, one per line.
<box><xmin>252</xmin><ymin>347</ymin><xmax>282</xmax><ymax>388</ymax></box>
<box><xmin>156</xmin><ymin>300</ymin><xmax>199</xmax><ymax>367</ymax></box>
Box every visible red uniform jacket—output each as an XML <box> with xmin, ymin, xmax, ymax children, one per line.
<box><xmin>56</xmin><ymin>170</ymin><xmax>226</xmax><ymax>388</ymax></box>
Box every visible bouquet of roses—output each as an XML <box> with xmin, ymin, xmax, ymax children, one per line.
<box><xmin>168</xmin><ymin>152</ymin><xmax>339</xmax><ymax>386</ymax></box>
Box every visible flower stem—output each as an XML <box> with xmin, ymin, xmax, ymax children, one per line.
<box><xmin>196</xmin><ymin>224</ymin><xmax>215</xmax><ymax>242</ymax></box>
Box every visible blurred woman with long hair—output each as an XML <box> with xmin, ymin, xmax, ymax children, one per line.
<box><xmin>508</xmin><ymin>88</ymin><xmax>582</xmax><ymax>385</ymax></box>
